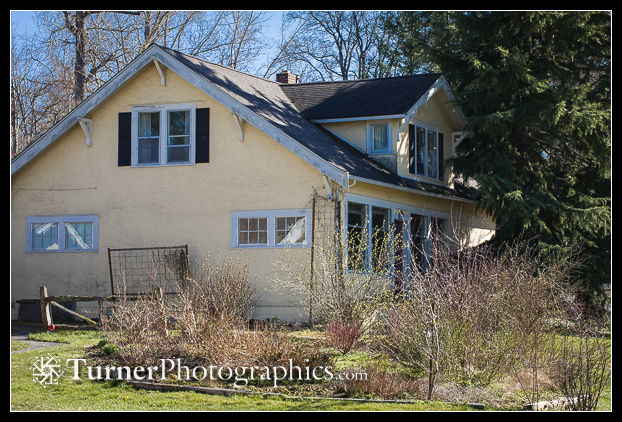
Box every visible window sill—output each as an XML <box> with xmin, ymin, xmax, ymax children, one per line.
<box><xmin>131</xmin><ymin>162</ymin><xmax>196</xmax><ymax>168</ymax></box>
<box><xmin>406</xmin><ymin>173</ymin><xmax>446</xmax><ymax>185</ymax></box>
<box><xmin>232</xmin><ymin>243</ymin><xmax>309</xmax><ymax>250</ymax></box>
<box><xmin>26</xmin><ymin>249</ymin><xmax>98</xmax><ymax>254</ymax></box>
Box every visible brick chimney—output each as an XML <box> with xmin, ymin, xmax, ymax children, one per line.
<box><xmin>276</xmin><ymin>70</ymin><xmax>300</xmax><ymax>84</ymax></box>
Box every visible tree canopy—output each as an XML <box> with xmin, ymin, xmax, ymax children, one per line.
<box><xmin>390</xmin><ymin>11</ymin><xmax>611</xmax><ymax>307</ymax></box>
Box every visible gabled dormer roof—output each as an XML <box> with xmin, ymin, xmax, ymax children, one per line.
<box><xmin>280</xmin><ymin>73</ymin><xmax>443</xmax><ymax>121</ymax></box>
<box><xmin>11</xmin><ymin>44</ymin><xmax>475</xmax><ymax>202</ymax></box>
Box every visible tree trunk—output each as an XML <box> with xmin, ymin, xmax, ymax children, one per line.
<box><xmin>72</xmin><ymin>11</ymin><xmax>89</xmax><ymax>106</ymax></box>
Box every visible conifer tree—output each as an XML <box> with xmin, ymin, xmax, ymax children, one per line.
<box><xmin>393</xmin><ymin>11</ymin><xmax>611</xmax><ymax>307</ymax></box>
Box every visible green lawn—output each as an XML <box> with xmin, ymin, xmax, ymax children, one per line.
<box><xmin>11</xmin><ymin>327</ymin><xmax>473</xmax><ymax>411</ymax></box>
<box><xmin>11</xmin><ymin>339</ymin><xmax>31</xmax><ymax>353</ymax></box>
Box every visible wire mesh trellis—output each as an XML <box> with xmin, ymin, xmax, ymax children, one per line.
<box><xmin>107</xmin><ymin>245</ymin><xmax>189</xmax><ymax>295</ymax></box>
<box><xmin>308</xmin><ymin>189</ymin><xmax>340</xmax><ymax>323</ymax></box>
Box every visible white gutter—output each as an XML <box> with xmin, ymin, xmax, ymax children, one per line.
<box><xmin>311</xmin><ymin>114</ymin><xmax>405</xmax><ymax>124</ymax></box>
<box><xmin>349</xmin><ymin>175</ymin><xmax>477</xmax><ymax>204</ymax></box>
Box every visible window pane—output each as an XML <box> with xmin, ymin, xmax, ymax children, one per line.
<box><xmin>427</xmin><ymin>130</ymin><xmax>438</xmax><ymax>178</ymax></box>
<box><xmin>416</xmin><ymin>127</ymin><xmax>425</xmax><ymax>175</ymax></box>
<box><xmin>410</xmin><ymin>215</ymin><xmax>426</xmax><ymax>269</ymax></box>
<box><xmin>371</xmin><ymin>207</ymin><xmax>390</xmax><ymax>272</ymax></box>
<box><xmin>348</xmin><ymin>203</ymin><xmax>366</xmax><ymax>228</ymax></box>
<box><xmin>138</xmin><ymin>112</ymin><xmax>159</xmax><ymax>137</ymax></box>
<box><xmin>31</xmin><ymin>223</ymin><xmax>59</xmax><ymax>250</ymax></box>
<box><xmin>138</xmin><ymin>138</ymin><xmax>159</xmax><ymax>164</ymax></box>
<box><xmin>168</xmin><ymin>110</ymin><xmax>190</xmax><ymax>136</ymax></box>
<box><xmin>66</xmin><ymin>222</ymin><xmax>93</xmax><ymax>250</ymax></box>
<box><xmin>237</xmin><ymin>217</ymin><xmax>268</xmax><ymax>245</ymax></box>
<box><xmin>372</xmin><ymin>124</ymin><xmax>388</xmax><ymax>152</ymax></box>
<box><xmin>372</xmin><ymin>207</ymin><xmax>390</xmax><ymax>232</ymax></box>
<box><xmin>347</xmin><ymin>203</ymin><xmax>368</xmax><ymax>270</ymax></box>
<box><xmin>276</xmin><ymin>216</ymin><xmax>305</xmax><ymax>244</ymax></box>
<box><xmin>167</xmin><ymin>145</ymin><xmax>190</xmax><ymax>163</ymax></box>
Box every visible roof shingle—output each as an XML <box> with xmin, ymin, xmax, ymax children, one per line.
<box><xmin>156</xmin><ymin>46</ymin><xmax>475</xmax><ymax>200</ymax></box>
<box><xmin>280</xmin><ymin>74</ymin><xmax>442</xmax><ymax>120</ymax></box>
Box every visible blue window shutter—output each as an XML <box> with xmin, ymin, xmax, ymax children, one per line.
<box><xmin>118</xmin><ymin>112</ymin><xmax>132</xmax><ymax>166</ymax></box>
<box><xmin>196</xmin><ymin>108</ymin><xmax>210</xmax><ymax>163</ymax></box>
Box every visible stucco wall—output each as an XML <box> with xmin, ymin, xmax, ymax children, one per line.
<box><xmin>11</xmin><ymin>63</ymin><xmax>325</xmax><ymax>321</ymax></box>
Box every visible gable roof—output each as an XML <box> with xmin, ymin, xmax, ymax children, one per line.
<box><xmin>280</xmin><ymin>74</ymin><xmax>443</xmax><ymax>121</ymax></box>
<box><xmin>11</xmin><ymin>44</ymin><xmax>475</xmax><ymax>202</ymax></box>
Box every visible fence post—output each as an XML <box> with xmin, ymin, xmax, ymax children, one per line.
<box><xmin>40</xmin><ymin>285</ymin><xmax>52</xmax><ymax>328</ymax></box>
<box><xmin>98</xmin><ymin>298</ymin><xmax>104</xmax><ymax>324</ymax></box>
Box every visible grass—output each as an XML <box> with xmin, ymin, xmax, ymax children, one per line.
<box><xmin>11</xmin><ymin>340</ymin><xmax>31</xmax><ymax>353</ymax></box>
<box><xmin>11</xmin><ymin>326</ymin><xmax>473</xmax><ymax>411</ymax></box>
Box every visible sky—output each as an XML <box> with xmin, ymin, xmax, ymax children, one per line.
<box><xmin>10</xmin><ymin>10</ymin><xmax>286</xmax><ymax>38</ymax></box>
<box><xmin>10</xmin><ymin>10</ymin><xmax>36</xmax><ymax>35</ymax></box>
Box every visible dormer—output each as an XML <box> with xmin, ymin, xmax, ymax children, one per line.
<box><xmin>280</xmin><ymin>74</ymin><xmax>467</xmax><ymax>187</ymax></box>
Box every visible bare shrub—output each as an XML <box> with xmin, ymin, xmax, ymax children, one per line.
<box><xmin>104</xmin><ymin>253</ymin><xmax>256</xmax><ymax>366</ymax></box>
<box><xmin>546</xmin><ymin>326</ymin><xmax>611</xmax><ymax>410</ymax></box>
<box><xmin>380</xmin><ymin>229</ymin><xmax>583</xmax><ymax>403</ymax></box>
<box><xmin>335</xmin><ymin>363</ymin><xmax>422</xmax><ymax>399</ymax></box>
<box><xmin>103</xmin><ymin>253</ymin><xmax>333</xmax><ymax>377</ymax></box>
<box><xmin>325</xmin><ymin>319</ymin><xmax>363</xmax><ymax>354</ymax></box>
<box><xmin>275</xmin><ymin>215</ymin><xmax>394</xmax><ymax>353</ymax></box>
<box><xmin>179</xmin><ymin>253</ymin><xmax>256</xmax><ymax>322</ymax></box>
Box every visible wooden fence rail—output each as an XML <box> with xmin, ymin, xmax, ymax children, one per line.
<box><xmin>39</xmin><ymin>285</ymin><xmax>165</xmax><ymax>329</ymax></box>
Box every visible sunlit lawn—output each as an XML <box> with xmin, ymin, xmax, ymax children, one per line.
<box><xmin>11</xmin><ymin>326</ymin><xmax>473</xmax><ymax>411</ymax></box>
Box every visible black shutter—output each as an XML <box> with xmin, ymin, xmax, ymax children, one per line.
<box><xmin>438</xmin><ymin>132</ymin><xmax>444</xmax><ymax>180</ymax></box>
<box><xmin>408</xmin><ymin>124</ymin><xmax>415</xmax><ymax>174</ymax></box>
<box><xmin>118</xmin><ymin>112</ymin><xmax>131</xmax><ymax>166</ymax></box>
<box><xmin>195</xmin><ymin>108</ymin><xmax>210</xmax><ymax>163</ymax></box>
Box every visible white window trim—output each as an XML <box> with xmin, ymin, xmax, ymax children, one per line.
<box><xmin>131</xmin><ymin>103</ymin><xmax>196</xmax><ymax>167</ymax></box>
<box><xmin>412</xmin><ymin>120</ymin><xmax>440</xmax><ymax>180</ymax></box>
<box><xmin>366</xmin><ymin>120</ymin><xmax>393</xmax><ymax>155</ymax></box>
<box><xmin>26</xmin><ymin>214</ymin><xmax>99</xmax><ymax>253</ymax></box>
<box><xmin>231</xmin><ymin>209</ymin><xmax>312</xmax><ymax>249</ymax></box>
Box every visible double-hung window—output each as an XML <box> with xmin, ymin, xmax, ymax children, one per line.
<box><xmin>26</xmin><ymin>215</ymin><xmax>99</xmax><ymax>253</ymax></box>
<box><xmin>367</xmin><ymin>122</ymin><xmax>392</xmax><ymax>154</ymax></box>
<box><xmin>413</xmin><ymin>122</ymin><xmax>439</xmax><ymax>179</ymax></box>
<box><xmin>232</xmin><ymin>209</ymin><xmax>311</xmax><ymax>249</ymax></box>
<box><xmin>132</xmin><ymin>103</ymin><xmax>196</xmax><ymax>166</ymax></box>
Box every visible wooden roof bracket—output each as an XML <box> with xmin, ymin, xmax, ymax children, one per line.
<box><xmin>153</xmin><ymin>59</ymin><xmax>166</xmax><ymax>86</ymax></box>
<box><xmin>78</xmin><ymin>118</ymin><xmax>92</xmax><ymax>147</ymax></box>
<box><xmin>232</xmin><ymin>113</ymin><xmax>245</xmax><ymax>141</ymax></box>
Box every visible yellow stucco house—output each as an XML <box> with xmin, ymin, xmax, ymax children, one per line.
<box><xmin>10</xmin><ymin>44</ymin><xmax>495</xmax><ymax>322</ymax></box>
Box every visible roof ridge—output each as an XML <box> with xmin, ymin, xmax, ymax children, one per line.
<box><xmin>158</xmin><ymin>44</ymin><xmax>443</xmax><ymax>88</ymax></box>
<box><xmin>157</xmin><ymin>44</ymin><xmax>280</xmax><ymax>86</ymax></box>
<box><xmin>281</xmin><ymin>72</ymin><xmax>443</xmax><ymax>87</ymax></box>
